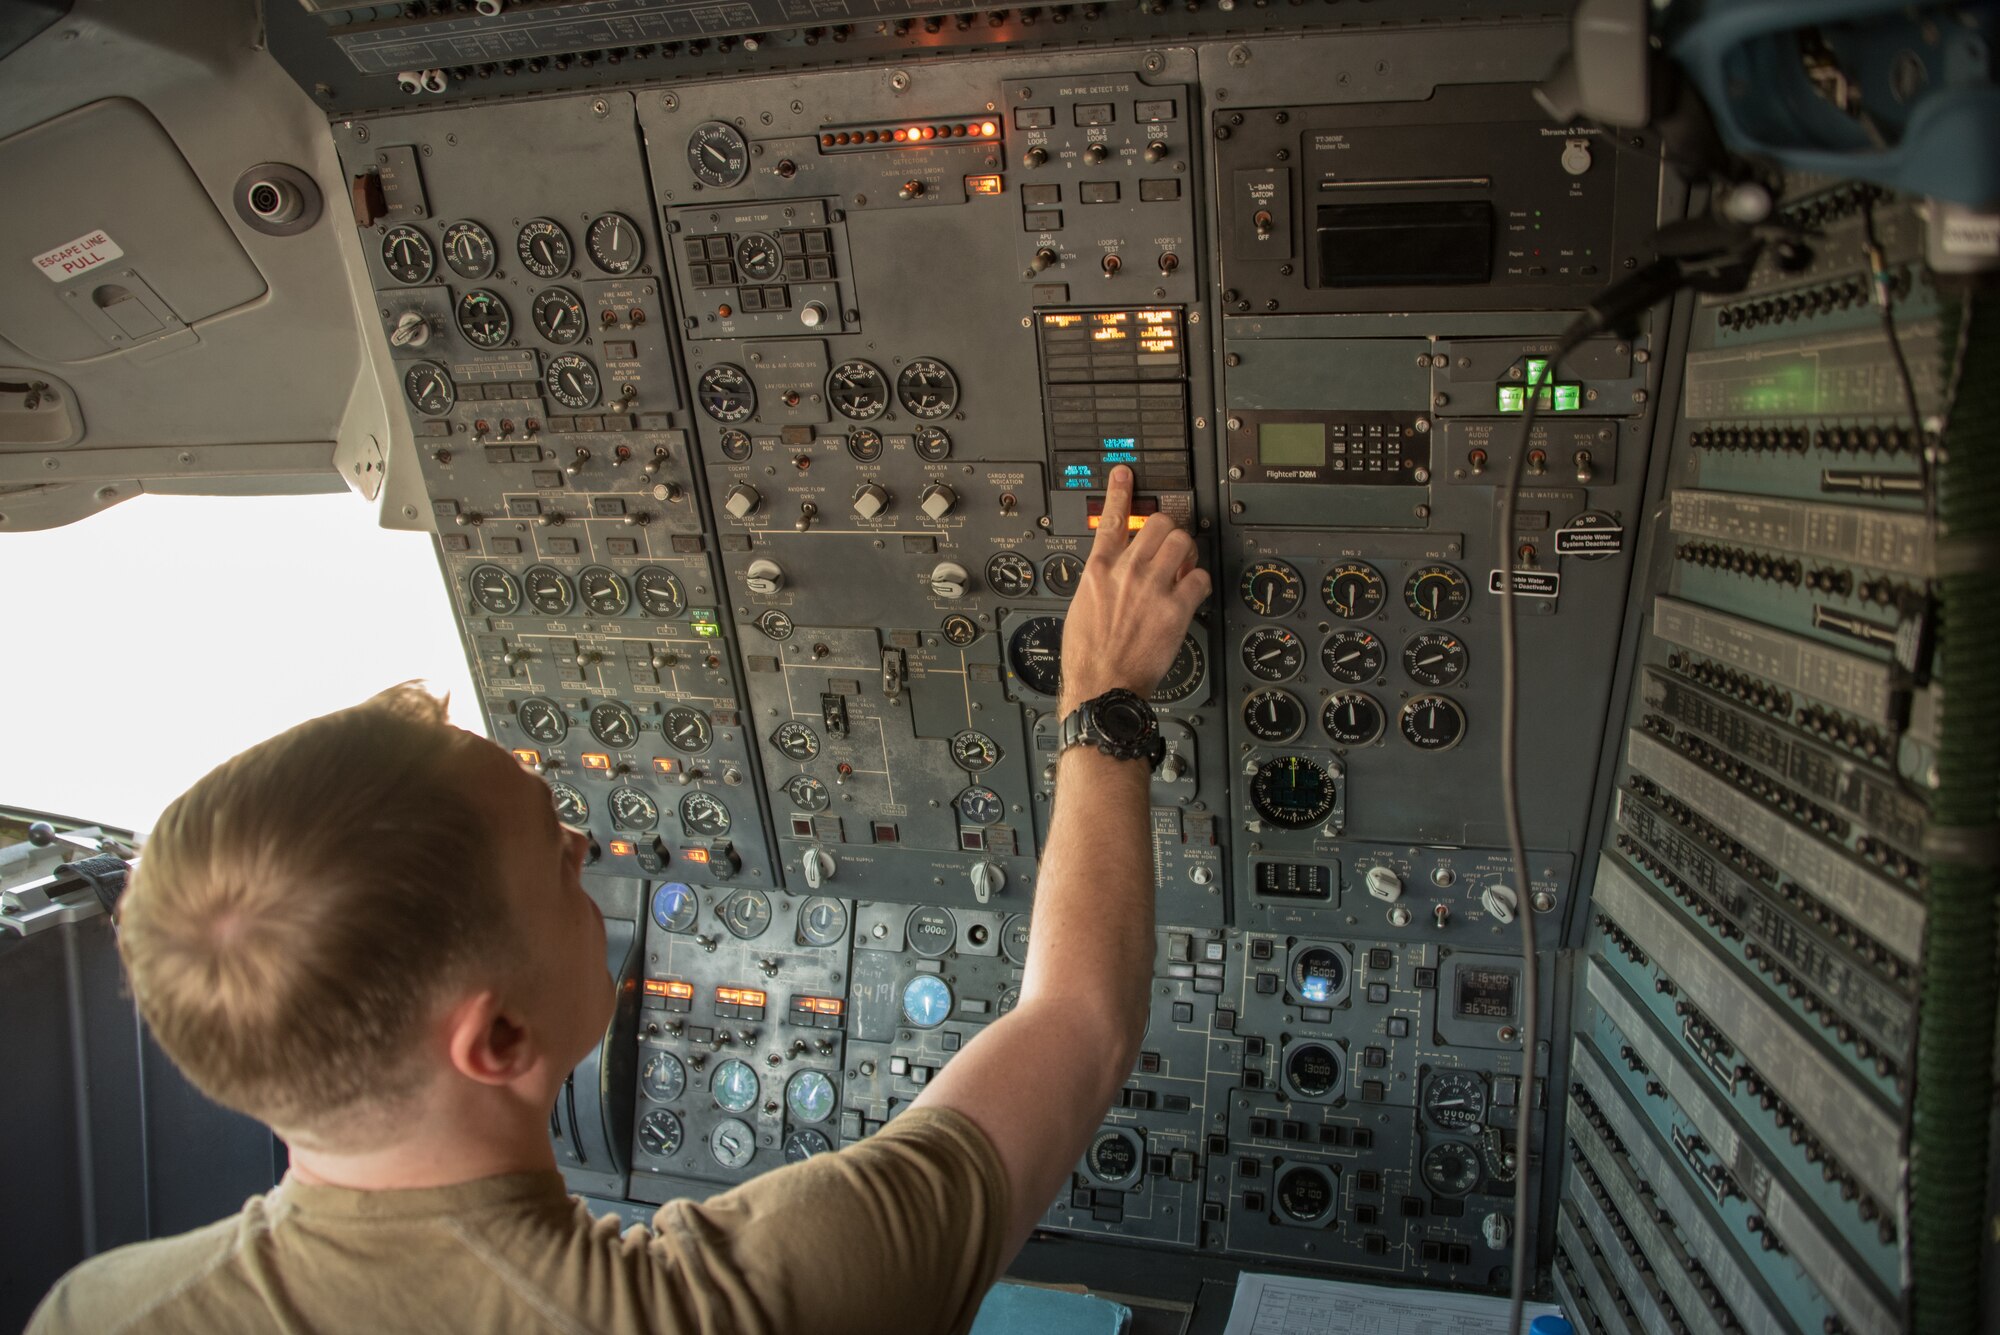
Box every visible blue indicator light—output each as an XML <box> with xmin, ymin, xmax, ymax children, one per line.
<box><xmin>1103</xmin><ymin>451</ymin><xmax>1138</xmax><ymax>463</ymax></box>
<box><xmin>1299</xmin><ymin>977</ymin><xmax>1332</xmax><ymax>1004</ymax></box>
<box><xmin>1100</xmin><ymin>436</ymin><xmax>1137</xmax><ymax>449</ymax></box>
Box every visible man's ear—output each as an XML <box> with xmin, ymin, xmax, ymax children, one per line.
<box><xmin>443</xmin><ymin>989</ymin><xmax>537</xmax><ymax>1086</ymax></box>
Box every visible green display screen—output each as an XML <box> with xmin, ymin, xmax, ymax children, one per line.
<box><xmin>1259</xmin><ymin>422</ymin><xmax>1328</xmax><ymax>466</ymax></box>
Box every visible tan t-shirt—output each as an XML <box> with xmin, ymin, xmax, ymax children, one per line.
<box><xmin>28</xmin><ymin>1107</ymin><xmax>1009</xmax><ymax>1335</ymax></box>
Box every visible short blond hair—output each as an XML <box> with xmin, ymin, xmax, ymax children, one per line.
<box><xmin>118</xmin><ymin>684</ymin><xmax>509</xmax><ymax>1149</ymax></box>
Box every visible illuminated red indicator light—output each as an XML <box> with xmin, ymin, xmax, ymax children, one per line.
<box><xmin>980</xmin><ymin>120</ymin><xmax>998</xmax><ymax>136</ymax></box>
<box><xmin>651</xmin><ymin>757</ymin><xmax>677</xmax><ymax>774</ymax></box>
<box><xmin>511</xmin><ymin>748</ymin><xmax>541</xmax><ymax>768</ymax></box>
<box><xmin>644</xmin><ymin>979</ymin><xmax>695</xmax><ymax>1000</ymax></box>
<box><xmin>716</xmin><ymin>986</ymin><xmax>769</xmax><ymax>1007</ymax></box>
<box><xmin>608</xmin><ymin>839</ymin><xmax>634</xmax><ymax>857</ymax></box>
<box><xmin>966</xmin><ymin>174</ymin><xmax>1004</xmax><ymax>195</ymax></box>
<box><xmin>1086</xmin><ymin>496</ymin><xmax>1161</xmax><ymax>531</ymax></box>
<box><xmin>580</xmin><ymin>753</ymin><xmax>611</xmax><ymax>770</ymax></box>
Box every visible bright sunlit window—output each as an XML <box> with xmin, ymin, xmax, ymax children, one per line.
<box><xmin>0</xmin><ymin>492</ymin><xmax>481</xmax><ymax>834</ymax></box>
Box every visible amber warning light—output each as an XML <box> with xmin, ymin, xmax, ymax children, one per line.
<box><xmin>797</xmin><ymin>996</ymin><xmax>845</xmax><ymax>1016</ymax></box>
<box><xmin>820</xmin><ymin>118</ymin><xmax>1000</xmax><ymax>151</ymax></box>
<box><xmin>716</xmin><ymin>986</ymin><xmax>769</xmax><ymax>1008</ymax></box>
<box><xmin>644</xmin><ymin>979</ymin><xmax>695</xmax><ymax>1000</ymax></box>
<box><xmin>1087</xmin><ymin>495</ymin><xmax>1161</xmax><ymax>531</ymax></box>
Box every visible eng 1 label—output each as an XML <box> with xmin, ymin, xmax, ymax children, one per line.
<box><xmin>33</xmin><ymin>229</ymin><xmax>124</xmax><ymax>283</ymax></box>
<box><xmin>1488</xmin><ymin>569</ymin><xmax>1561</xmax><ymax>599</ymax></box>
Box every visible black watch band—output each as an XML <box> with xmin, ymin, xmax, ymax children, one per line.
<box><xmin>1059</xmin><ymin>688</ymin><xmax>1167</xmax><ymax>768</ymax></box>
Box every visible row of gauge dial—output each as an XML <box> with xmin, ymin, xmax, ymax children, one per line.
<box><xmin>696</xmin><ymin>357</ymin><xmax>959</xmax><ymax>425</ymax></box>
<box><xmin>380</xmin><ymin>215</ymin><xmax>645</xmax><ymax>285</ymax></box>
<box><xmin>468</xmin><ymin>563</ymin><xmax>687</xmax><ymax>618</ymax></box>
<box><xmin>404</xmin><ymin>350</ymin><xmax>602</xmax><ymax>415</ymax></box>
<box><xmin>1242</xmin><ymin>559</ymin><xmax>1472</xmax><ymax>623</ymax></box>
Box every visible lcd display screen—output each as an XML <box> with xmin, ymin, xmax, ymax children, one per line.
<box><xmin>1315</xmin><ymin>200</ymin><xmax>1494</xmax><ymax>287</ymax></box>
<box><xmin>1259</xmin><ymin>422</ymin><xmax>1328</xmax><ymax>467</ymax></box>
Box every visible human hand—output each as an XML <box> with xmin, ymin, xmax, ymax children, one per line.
<box><xmin>1057</xmin><ymin>466</ymin><xmax>1211</xmax><ymax>714</ymax></box>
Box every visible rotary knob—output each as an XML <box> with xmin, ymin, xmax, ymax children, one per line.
<box><xmin>929</xmin><ymin>561</ymin><xmax>970</xmax><ymax>599</ymax></box>
<box><xmin>801</xmin><ymin>847</ymin><xmax>836</xmax><ymax>888</ymax></box>
<box><xmin>389</xmin><ymin>311</ymin><xmax>430</xmax><ymax>347</ymax></box>
<box><xmin>723</xmin><ymin>482</ymin><xmax>762</xmax><ymax>519</ymax></box>
<box><xmin>745</xmin><ymin>558</ymin><xmax>784</xmax><ymax>595</ymax></box>
<box><xmin>1481</xmin><ymin>883</ymin><xmax>1519</xmax><ymax>924</ymax></box>
<box><xmin>851</xmin><ymin>482</ymin><xmax>891</xmax><ymax>520</ymax></box>
<box><xmin>800</xmin><ymin>302</ymin><xmax>828</xmax><ymax>328</ymax></box>
<box><xmin>970</xmin><ymin>861</ymin><xmax>1006</xmax><ymax>903</ymax></box>
<box><xmin>919</xmin><ymin>483</ymin><xmax>958</xmax><ymax>520</ymax></box>
<box><xmin>1365</xmin><ymin>865</ymin><xmax>1404</xmax><ymax>903</ymax></box>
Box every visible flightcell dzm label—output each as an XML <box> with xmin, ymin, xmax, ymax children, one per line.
<box><xmin>34</xmin><ymin>229</ymin><xmax>124</xmax><ymax>283</ymax></box>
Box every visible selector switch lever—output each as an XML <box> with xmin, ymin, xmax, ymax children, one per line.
<box><xmin>801</xmin><ymin>847</ymin><xmax>836</xmax><ymax>888</ymax></box>
<box><xmin>745</xmin><ymin>559</ymin><xmax>785</xmax><ymax>595</ymax></box>
<box><xmin>851</xmin><ymin>482</ymin><xmax>891</xmax><ymax>520</ymax></box>
<box><xmin>1364</xmin><ymin>865</ymin><xmax>1404</xmax><ymax>903</ymax></box>
<box><xmin>1481</xmin><ymin>883</ymin><xmax>1519</xmax><ymax>924</ymax></box>
<box><xmin>919</xmin><ymin>483</ymin><xmax>958</xmax><ymax>520</ymax></box>
<box><xmin>724</xmin><ymin>482</ymin><xmax>762</xmax><ymax>519</ymax></box>
<box><xmin>929</xmin><ymin>561</ymin><xmax>970</xmax><ymax>599</ymax></box>
<box><xmin>970</xmin><ymin>861</ymin><xmax>1006</xmax><ymax>903</ymax></box>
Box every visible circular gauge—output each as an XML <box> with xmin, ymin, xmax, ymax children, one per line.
<box><xmin>651</xmin><ymin>881</ymin><xmax>699</xmax><ymax>932</ymax></box>
<box><xmin>641</xmin><ymin>1051</ymin><xmax>686</xmax><ymax>1103</ymax></box>
<box><xmin>1291</xmin><ymin>946</ymin><xmax>1347</xmax><ymax>1004</ymax></box>
<box><xmin>1323</xmin><ymin>562</ymin><xmax>1387</xmax><ymax>619</ymax></box>
<box><xmin>1250</xmin><ymin>756</ymin><xmax>1337</xmax><ymax>829</ymax></box>
<box><xmin>772</xmin><ymin>721</ymin><xmax>820</xmax><ymax>761</ymax></box>
<box><xmin>845</xmin><ymin>427</ymin><xmax>883</xmax><ymax>463</ymax></box>
<box><xmin>586</xmin><ymin>212</ymin><xmax>642</xmax><ymax>274</ymax></box>
<box><xmin>1242</xmin><ymin>689</ymin><xmax>1307</xmax><ymax>743</ymax></box>
<box><xmin>545</xmin><ymin>354</ymin><xmax>600</xmax><ymax>410</ymax></box>
<box><xmin>1403</xmin><ymin>632</ymin><xmax>1468</xmax><ymax>687</ymax></box>
<box><xmin>941</xmin><ymin>614</ymin><xmax>980</xmax><ymax>647</ymax></box>
<box><xmin>905</xmin><ymin>905</ymin><xmax>955</xmax><ymax>958</ymax></box>
<box><xmin>517</xmin><ymin>219</ymin><xmax>573</xmax><ymax>279</ymax></box>
<box><xmin>698</xmin><ymin>365</ymin><xmax>756</xmax><ymax>422</ymax></box>
<box><xmin>956</xmin><ymin>786</ymin><xmax>1005</xmax><ymax>826</ymax></box>
<box><xmin>687</xmin><ymin>121</ymin><xmax>751</xmax><ymax>187</ymax></box>
<box><xmin>634</xmin><ymin>567</ymin><xmax>685</xmax><ymax>618</ymax></box>
<box><xmin>1152</xmin><ymin>633</ymin><xmax>1207</xmax><ymax>705</ymax></box>
<box><xmin>1007</xmin><ymin>615</ymin><xmax>1064</xmax><ymax>697</ymax></box>
<box><xmin>797</xmin><ymin>896</ymin><xmax>847</xmax><ymax>947</ymax></box>
<box><xmin>827</xmin><ymin>360</ymin><xmax>890</xmax><ymax>421</ymax></box>
<box><xmin>531</xmin><ymin>287</ymin><xmax>587</xmax><ymax>345</ymax></box>
<box><xmin>786</xmin><ymin>1070</ymin><xmax>836</xmax><ymax>1124</ymax></box>
<box><xmin>1241</xmin><ymin>626</ymin><xmax>1305</xmax><ymax>682</ymax></box>
<box><xmin>757</xmin><ymin>609</ymin><xmax>794</xmax><ymax>640</ymax></box>
<box><xmin>579</xmin><ymin>567</ymin><xmax>629</xmax><ymax>616</ymax></box>
<box><xmin>785</xmin><ymin>774</ymin><xmax>830</xmax><ymax>811</ymax></box>
<box><xmin>1424</xmin><ymin>1071</ymin><xmax>1487</xmax><ymax>1131</ymax></box>
<box><xmin>1323</xmin><ymin>691</ymin><xmax>1385</xmax><ymax>746</ymax></box>
<box><xmin>1400</xmin><ymin>695</ymin><xmax>1467</xmax><ymax>751</ymax></box>
<box><xmin>901</xmin><ymin>974</ymin><xmax>954</xmax><ymax>1029</ymax></box>
<box><xmin>709</xmin><ymin>1117</ymin><xmax>756</xmax><ymax>1170</ymax></box>
<box><xmin>609</xmin><ymin>786</ymin><xmax>659</xmax><ymax>832</ymax></box>
<box><xmin>682</xmin><ymin>791</ymin><xmax>733</xmax><ymax>838</ymax></box>
<box><xmin>516</xmin><ymin>697</ymin><xmax>568</xmax><ymax>744</ymax></box>
<box><xmin>524</xmin><ymin>565</ymin><xmax>574</xmax><ymax>615</ymax></box>
<box><xmin>404</xmin><ymin>361</ymin><xmax>455</xmax><ymax>415</ymax></box>
<box><xmin>715</xmin><ymin>430</ymin><xmax>753</xmax><ymax>465</ymax></box>
<box><xmin>454</xmin><ymin>289</ymin><xmax>511</xmax><ymax>348</ymax></box>
<box><xmin>1240</xmin><ymin>560</ymin><xmax>1304</xmax><ymax>617</ymax></box>
<box><xmin>1041</xmin><ymin>553</ymin><xmax>1084</xmax><ymax>598</ymax></box>
<box><xmin>999</xmin><ymin>984</ymin><xmax>1022</xmax><ymax>1015</ymax></box>
<box><xmin>661</xmin><ymin>707</ymin><xmax>712</xmax><ymax>754</ymax></box>
<box><xmin>1000</xmin><ymin>917</ymin><xmax>1033</xmax><ymax>970</ymax></box>
<box><xmin>718</xmin><ymin>887</ymin><xmax>770</xmax><ymax>939</ymax></box>
<box><xmin>784</xmin><ymin>1128</ymin><xmax>832</xmax><ymax>1162</ymax></box>
<box><xmin>735</xmin><ymin>231</ymin><xmax>782</xmax><ymax>281</ymax></box>
<box><xmin>897</xmin><ymin>358</ymin><xmax>960</xmax><ymax>419</ymax></box>
<box><xmin>985</xmin><ymin>552</ymin><xmax>1037</xmax><ymax>598</ymax></box>
<box><xmin>711</xmin><ymin>1058</ymin><xmax>759</xmax><ymax>1113</ymax></box>
<box><xmin>1086</xmin><ymin>1131</ymin><xmax>1141</xmax><ymax>1186</ymax></box>
<box><xmin>1285</xmin><ymin>1042</ymin><xmax>1344</xmax><ymax>1100</ymax></box>
<box><xmin>1276</xmin><ymin>1165</ymin><xmax>1336</xmax><ymax>1222</ymax></box>
<box><xmin>1406</xmin><ymin>564</ymin><xmax>1471</xmax><ymax>622</ymax></box>
<box><xmin>637</xmin><ymin>1108</ymin><xmax>683</xmax><ymax>1157</ymax></box>
<box><xmin>914</xmin><ymin>426</ymin><xmax>953</xmax><ymax>461</ymax></box>
<box><xmin>442</xmin><ymin>220</ymin><xmax>496</xmax><ymax>279</ymax></box>
<box><xmin>381</xmin><ymin>225</ymin><xmax>434</xmax><ymax>283</ymax></box>
<box><xmin>1321</xmin><ymin>630</ymin><xmax>1386</xmax><ymax>684</ymax></box>
<box><xmin>548</xmin><ymin>780</ymin><xmax>588</xmax><ymax>825</ymax></box>
<box><xmin>1422</xmin><ymin>1141</ymin><xmax>1481</xmax><ymax>1196</ymax></box>
<box><xmin>468</xmin><ymin>564</ymin><xmax>520</xmax><ymax>614</ymax></box>
<box><xmin>590</xmin><ymin>702</ymin><xmax>639</xmax><ymax>749</ymax></box>
<box><xmin>951</xmin><ymin>730</ymin><xmax>1001</xmax><ymax>771</ymax></box>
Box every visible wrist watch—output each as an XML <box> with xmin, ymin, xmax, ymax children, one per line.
<box><xmin>1059</xmin><ymin>688</ymin><xmax>1167</xmax><ymax>769</ymax></box>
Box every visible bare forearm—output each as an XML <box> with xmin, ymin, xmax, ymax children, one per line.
<box><xmin>1018</xmin><ymin>745</ymin><xmax>1154</xmax><ymax>1047</ymax></box>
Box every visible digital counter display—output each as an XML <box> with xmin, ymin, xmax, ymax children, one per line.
<box><xmin>1258</xmin><ymin>422</ymin><xmax>1328</xmax><ymax>467</ymax></box>
<box><xmin>1453</xmin><ymin>967</ymin><xmax>1519</xmax><ymax>1020</ymax></box>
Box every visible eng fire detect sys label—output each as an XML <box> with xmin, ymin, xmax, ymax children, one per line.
<box><xmin>34</xmin><ymin>229</ymin><xmax>124</xmax><ymax>283</ymax></box>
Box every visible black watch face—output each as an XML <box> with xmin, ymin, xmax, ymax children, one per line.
<box><xmin>1095</xmin><ymin>696</ymin><xmax>1153</xmax><ymax>745</ymax></box>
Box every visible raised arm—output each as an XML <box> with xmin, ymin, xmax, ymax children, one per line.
<box><xmin>914</xmin><ymin>464</ymin><xmax>1210</xmax><ymax>1255</ymax></box>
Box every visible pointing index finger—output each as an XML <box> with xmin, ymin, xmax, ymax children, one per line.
<box><xmin>1090</xmin><ymin>465</ymin><xmax>1134</xmax><ymax>560</ymax></box>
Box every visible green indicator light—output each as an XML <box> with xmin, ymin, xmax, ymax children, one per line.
<box><xmin>1535</xmin><ymin>386</ymin><xmax>1553</xmax><ymax>409</ymax></box>
<box><xmin>1497</xmin><ymin>386</ymin><xmax>1525</xmax><ymax>413</ymax></box>
<box><xmin>1524</xmin><ymin>358</ymin><xmax>1551</xmax><ymax>386</ymax></box>
<box><xmin>1554</xmin><ymin>384</ymin><xmax>1582</xmax><ymax>412</ymax></box>
<box><xmin>692</xmin><ymin>623</ymin><xmax>721</xmax><ymax>638</ymax></box>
